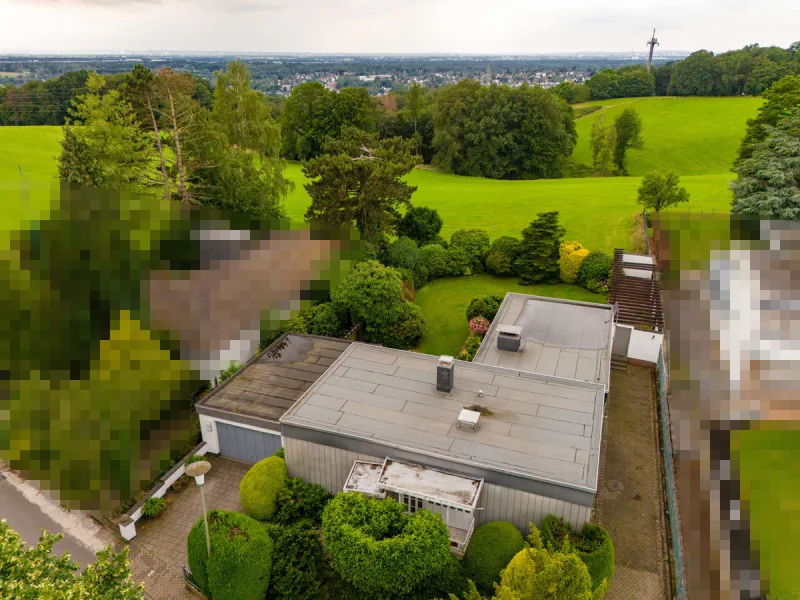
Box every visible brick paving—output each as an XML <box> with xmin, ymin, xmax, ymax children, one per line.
<box><xmin>133</xmin><ymin>455</ymin><xmax>250</xmax><ymax>575</ymax></box>
<box><xmin>595</xmin><ymin>366</ymin><xmax>670</xmax><ymax>600</ymax></box>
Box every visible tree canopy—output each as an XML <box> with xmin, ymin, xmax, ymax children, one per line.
<box><xmin>737</xmin><ymin>74</ymin><xmax>800</xmax><ymax>162</ymax></box>
<box><xmin>516</xmin><ymin>212</ymin><xmax>566</xmax><ymax>284</ymax></box>
<box><xmin>637</xmin><ymin>170</ymin><xmax>691</xmax><ymax>212</ymax></box>
<box><xmin>612</xmin><ymin>108</ymin><xmax>644</xmax><ymax>174</ymax></box>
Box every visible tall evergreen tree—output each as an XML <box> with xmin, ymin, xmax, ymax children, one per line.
<box><xmin>516</xmin><ymin>212</ymin><xmax>566</xmax><ymax>284</ymax></box>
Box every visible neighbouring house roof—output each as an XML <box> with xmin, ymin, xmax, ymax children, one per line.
<box><xmin>281</xmin><ymin>343</ymin><xmax>606</xmax><ymax>493</ymax></box>
<box><xmin>196</xmin><ymin>333</ymin><xmax>352</xmax><ymax>430</ymax></box>
<box><xmin>473</xmin><ymin>293</ymin><xmax>614</xmax><ymax>389</ymax></box>
<box><xmin>608</xmin><ymin>249</ymin><xmax>665</xmax><ymax>331</ymax></box>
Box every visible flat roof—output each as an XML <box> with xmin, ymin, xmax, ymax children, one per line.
<box><xmin>473</xmin><ymin>293</ymin><xmax>613</xmax><ymax>389</ymax></box>
<box><xmin>379</xmin><ymin>458</ymin><xmax>482</xmax><ymax>509</ymax></box>
<box><xmin>281</xmin><ymin>343</ymin><xmax>605</xmax><ymax>493</ymax></box>
<box><xmin>196</xmin><ymin>333</ymin><xmax>352</xmax><ymax>425</ymax></box>
<box><xmin>344</xmin><ymin>461</ymin><xmax>386</xmax><ymax>498</ymax></box>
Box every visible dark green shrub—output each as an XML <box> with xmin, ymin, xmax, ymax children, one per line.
<box><xmin>262</xmin><ymin>523</ymin><xmax>325</xmax><ymax>600</ymax></box>
<box><xmin>388</xmin><ymin>237</ymin><xmax>421</xmax><ymax>272</ymax></box>
<box><xmin>420</xmin><ymin>244</ymin><xmax>449</xmax><ymax>280</ymax></box>
<box><xmin>322</xmin><ymin>492</ymin><xmax>452</xmax><ymax>599</ymax></box>
<box><xmin>273</xmin><ymin>477</ymin><xmax>332</xmax><ymax>526</ymax></box>
<box><xmin>485</xmin><ymin>236</ymin><xmax>521</xmax><ymax>276</ymax></box>
<box><xmin>465</xmin><ymin>294</ymin><xmax>504</xmax><ymax>322</ymax></box>
<box><xmin>240</xmin><ymin>456</ymin><xmax>288</xmax><ymax>521</ymax></box>
<box><xmin>187</xmin><ymin>509</ymin><xmax>273</xmax><ymax>600</ymax></box>
<box><xmin>457</xmin><ymin>334</ymin><xmax>484</xmax><ymax>361</ymax></box>
<box><xmin>540</xmin><ymin>515</ymin><xmax>572</xmax><ymax>549</ymax></box>
<box><xmin>539</xmin><ymin>516</ymin><xmax>615</xmax><ymax>593</ymax></box>
<box><xmin>576</xmin><ymin>250</ymin><xmax>613</xmax><ymax>289</ymax></box>
<box><xmin>383</xmin><ymin>301</ymin><xmax>425</xmax><ymax>350</ymax></box>
<box><xmin>396</xmin><ymin>206</ymin><xmax>443</xmax><ymax>246</ymax></box>
<box><xmin>446</xmin><ymin>246</ymin><xmax>472</xmax><ymax>276</ymax></box>
<box><xmin>311</xmin><ymin>303</ymin><xmax>346</xmax><ymax>337</ymax></box>
<box><xmin>462</xmin><ymin>521</ymin><xmax>525</xmax><ymax>594</ymax></box>
<box><xmin>142</xmin><ymin>496</ymin><xmax>166</xmax><ymax>518</ymax></box>
<box><xmin>274</xmin><ymin>447</ymin><xmax>285</xmax><ymax>459</ymax></box>
<box><xmin>450</xmin><ymin>229</ymin><xmax>491</xmax><ymax>273</ymax></box>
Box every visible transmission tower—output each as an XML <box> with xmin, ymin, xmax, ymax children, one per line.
<box><xmin>646</xmin><ymin>29</ymin><xmax>660</xmax><ymax>72</ymax></box>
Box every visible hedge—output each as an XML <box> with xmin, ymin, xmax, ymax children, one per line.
<box><xmin>262</xmin><ymin>523</ymin><xmax>324</xmax><ymax>600</ymax></box>
<box><xmin>457</xmin><ymin>333</ymin><xmax>483</xmax><ymax>362</ymax></box>
<box><xmin>462</xmin><ymin>521</ymin><xmax>525</xmax><ymax>593</ymax></box>
<box><xmin>322</xmin><ymin>492</ymin><xmax>453</xmax><ymax>598</ymax></box>
<box><xmin>540</xmin><ymin>515</ymin><xmax>615</xmax><ymax>593</ymax></box>
<box><xmin>450</xmin><ymin>229</ymin><xmax>491</xmax><ymax>273</ymax></box>
<box><xmin>273</xmin><ymin>477</ymin><xmax>332</xmax><ymax>527</ymax></box>
<box><xmin>486</xmin><ymin>236</ymin><xmax>521</xmax><ymax>276</ymax></box>
<box><xmin>187</xmin><ymin>509</ymin><xmax>273</xmax><ymax>600</ymax></box>
<box><xmin>576</xmin><ymin>250</ymin><xmax>612</xmax><ymax>289</ymax></box>
<box><xmin>419</xmin><ymin>244</ymin><xmax>449</xmax><ymax>279</ymax></box>
<box><xmin>383</xmin><ymin>301</ymin><xmax>426</xmax><ymax>350</ymax></box>
<box><xmin>239</xmin><ymin>456</ymin><xmax>288</xmax><ymax>521</ymax></box>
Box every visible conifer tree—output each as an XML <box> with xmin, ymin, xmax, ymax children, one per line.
<box><xmin>516</xmin><ymin>211</ymin><xmax>566</xmax><ymax>284</ymax></box>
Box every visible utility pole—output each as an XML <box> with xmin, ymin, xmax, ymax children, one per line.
<box><xmin>646</xmin><ymin>29</ymin><xmax>660</xmax><ymax>73</ymax></box>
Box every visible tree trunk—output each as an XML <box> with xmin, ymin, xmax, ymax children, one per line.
<box><xmin>167</xmin><ymin>87</ymin><xmax>189</xmax><ymax>203</ymax></box>
<box><xmin>146</xmin><ymin>92</ymin><xmax>170</xmax><ymax>201</ymax></box>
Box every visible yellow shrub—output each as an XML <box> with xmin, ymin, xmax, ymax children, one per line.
<box><xmin>559</xmin><ymin>241</ymin><xmax>589</xmax><ymax>284</ymax></box>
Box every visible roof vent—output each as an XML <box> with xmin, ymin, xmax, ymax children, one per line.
<box><xmin>437</xmin><ymin>355</ymin><xmax>454</xmax><ymax>393</ymax></box>
<box><xmin>457</xmin><ymin>408</ymin><xmax>481</xmax><ymax>432</ymax></box>
<box><xmin>497</xmin><ymin>324</ymin><xmax>522</xmax><ymax>352</ymax></box>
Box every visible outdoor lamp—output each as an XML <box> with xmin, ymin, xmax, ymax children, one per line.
<box><xmin>186</xmin><ymin>460</ymin><xmax>213</xmax><ymax>557</ymax></box>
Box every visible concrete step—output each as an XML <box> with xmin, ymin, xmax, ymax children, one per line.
<box><xmin>610</xmin><ymin>357</ymin><xmax>628</xmax><ymax>371</ymax></box>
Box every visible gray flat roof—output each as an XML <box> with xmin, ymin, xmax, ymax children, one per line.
<box><xmin>196</xmin><ymin>333</ymin><xmax>352</xmax><ymax>425</ymax></box>
<box><xmin>473</xmin><ymin>294</ymin><xmax>613</xmax><ymax>389</ymax></box>
<box><xmin>281</xmin><ymin>343</ymin><xmax>605</xmax><ymax>493</ymax></box>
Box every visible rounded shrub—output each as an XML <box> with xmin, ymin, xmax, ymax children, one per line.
<box><xmin>466</xmin><ymin>294</ymin><xmax>504</xmax><ymax>322</ymax></box>
<box><xmin>576</xmin><ymin>250</ymin><xmax>612</xmax><ymax>288</ymax></box>
<box><xmin>261</xmin><ymin>523</ymin><xmax>325</xmax><ymax>600</ymax></box>
<box><xmin>384</xmin><ymin>301</ymin><xmax>425</xmax><ymax>350</ymax></box>
<box><xmin>273</xmin><ymin>477</ymin><xmax>332</xmax><ymax>526</ymax></box>
<box><xmin>462</xmin><ymin>521</ymin><xmax>525</xmax><ymax>593</ymax></box>
<box><xmin>450</xmin><ymin>229</ymin><xmax>491</xmax><ymax>272</ymax></box>
<box><xmin>239</xmin><ymin>456</ymin><xmax>288</xmax><ymax>521</ymax></box>
<box><xmin>574</xmin><ymin>523</ymin><xmax>615</xmax><ymax>592</ymax></box>
<box><xmin>446</xmin><ymin>245</ymin><xmax>472</xmax><ymax>276</ymax></box>
<box><xmin>388</xmin><ymin>237</ymin><xmax>421</xmax><ymax>272</ymax></box>
<box><xmin>187</xmin><ymin>509</ymin><xmax>273</xmax><ymax>600</ymax></box>
<box><xmin>559</xmin><ymin>241</ymin><xmax>590</xmax><ymax>284</ymax></box>
<box><xmin>322</xmin><ymin>492</ymin><xmax>453</xmax><ymax>598</ymax></box>
<box><xmin>420</xmin><ymin>244</ymin><xmax>449</xmax><ymax>280</ymax></box>
<box><xmin>396</xmin><ymin>206</ymin><xmax>443</xmax><ymax>246</ymax></box>
<box><xmin>311</xmin><ymin>303</ymin><xmax>346</xmax><ymax>337</ymax></box>
<box><xmin>486</xmin><ymin>236</ymin><xmax>521</xmax><ymax>276</ymax></box>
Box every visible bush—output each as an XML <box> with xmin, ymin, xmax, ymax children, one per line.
<box><xmin>187</xmin><ymin>509</ymin><xmax>274</xmax><ymax>600</ymax></box>
<box><xmin>462</xmin><ymin>521</ymin><xmax>525</xmax><ymax>594</ymax></box>
<box><xmin>485</xmin><ymin>236</ymin><xmax>521</xmax><ymax>276</ymax></box>
<box><xmin>218</xmin><ymin>361</ymin><xmax>241</xmax><ymax>384</ymax></box>
<box><xmin>469</xmin><ymin>317</ymin><xmax>490</xmax><ymax>336</ymax></box>
<box><xmin>383</xmin><ymin>301</ymin><xmax>426</xmax><ymax>350</ymax></box>
<box><xmin>184</xmin><ymin>454</ymin><xmax>205</xmax><ymax>466</ymax></box>
<box><xmin>262</xmin><ymin>523</ymin><xmax>325</xmax><ymax>600</ymax></box>
<box><xmin>240</xmin><ymin>456</ymin><xmax>288</xmax><ymax>521</ymax></box>
<box><xmin>445</xmin><ymin>246</ymin><xmax>472</xmax><ymax>276</ymax></box>
<box><xmin>466</xmin><ymin>294</ymin><xmax>504</xmax><ymax>322</ymax></box>
<box><xmin>274</xmin><ymin>447</ymin><xmax>285</xmax><ymax>459</ymax></box>
<box><xmin>396</xmin><ymin>206</ymin><xmax>443</xmax><ymax>246</ymax></box>
<box><xmin>388</xmin><ymin>237</ymin><xmax>421</xmax><ymax>271</ymax></box>
<box><xmin>450</xmin><ymin>229</ymin><xmax>491</xmax><ymax>273</ymax></box>
<box><xmin>142</xmin><ymin>496</ymin><xmax>166</xmax><ymax>518</ymax></box>
<box><xmin>577</xmin><ymin>250</ymin><xmax>613</xmax><ymax>289</ymax></box>
<box><xmin>273</xmin><ymin>477</ymin><xmax>332</xmax><ymax>527</ymax></box>
<box><xmin>540</xmin><ymin>516</ymin><xmax>615</xmax><ymax>594</ymax></box>
<box><xmin>420</xmin><ymin>244</ymin><xmax>449</xmax><ymax>280</ymax></box>
<box><xmin>517</xmin><ymin>212</ymin><xmax>566</xmax><ymax>285</ymax></box>
<box><xmin>559</xmin><ymin>241</ymin><xmax>590</xmax><ymax>284</ymax></box>
<box><xmin>322</xmin><ymin>492</ymin><xmax>453</xmax><ymax>598</ymax></box>
<box><xmin>457</xmin><ymin>334</ymin><xmax>484</xmax><ymax>362</ymax></box>
<box><xmin>311</xmin><ymin>303</ymin><xmax>346</xmax><ymax>337</ymax></box>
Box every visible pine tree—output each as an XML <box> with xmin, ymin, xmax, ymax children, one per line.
<box><xmin>58</xmin><ymin>126</ymin><xmax>104</xmax><ymax>186</ymax></box>
<box><xmin>516</xmin><ymin>211</ymin><xmax>566</xmax><ymax>284</ymax></box>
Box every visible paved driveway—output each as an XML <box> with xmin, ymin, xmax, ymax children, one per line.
<box><xmin>133</xmin><ymin>455</ymin><xmax>250</xmax><ymax>574</ymax></box>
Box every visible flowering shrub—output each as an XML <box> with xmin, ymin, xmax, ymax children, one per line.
<box><xmin>469</xmin><ymin>317</ymin><xmax>490</xmax><ymax>335</ymax></box>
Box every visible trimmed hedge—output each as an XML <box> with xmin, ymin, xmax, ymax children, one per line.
<box><xmin>462</xmin><ymin>521</ymin><xmax>525</xmax><ymax>593</ymax></box>
<box><xmin>540</xmin><ymin>515</ymin><xmax>615</xmax><ymax>593</ymax></box>
<box><xmin>240</xmin><ymin>456</ymin><xmax>288</xmax><ymax>521</ymax></box>
<box><xmin>273</xmin><ymin>477</ymin><xmax>332</xmax><ymax>527</ymax></box>
<box><xmin>322</xmin><ymin>492</ymin><xmax>453</xmax><ymax>598</ymax></box>
<box><xmin>262</xmin><ymin>523</ymin><xmax>324</xmax><ymax>600</ymax></box>
<box><xmin>465</xmin><ymin>294</ymin><xmax>504</xmax><ymax>322</ymax></box>
<box><xmin>187</xmin><ymin>509</ymin><xmax>273</xmax><ymax>600</ymax></box>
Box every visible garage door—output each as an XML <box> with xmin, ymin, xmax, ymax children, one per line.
<box><xmin>217</xmin><ymin>422</ymin><xmax>282</xmax><ymax>464</ymax></box>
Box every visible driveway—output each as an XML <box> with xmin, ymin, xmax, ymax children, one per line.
<box><xmin>594</xmin><ymin>366</ymin><xmax>670</xmax><ymax>600</ymax></box>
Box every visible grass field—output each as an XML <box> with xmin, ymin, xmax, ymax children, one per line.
<box><xmin>414</xmin><ymin>275</ymin><xmax>605</xmax><ymax>357</ymax></box>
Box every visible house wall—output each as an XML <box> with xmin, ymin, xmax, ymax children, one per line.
<box><xmin>628</xmin><ymin>329</ymin><xmax>663</xmax><ymax>365</ymax></box>
<box><xmin>283</xmin><ymin>437</ymin><xmax>592</xmax><ymax>533</ymax></box>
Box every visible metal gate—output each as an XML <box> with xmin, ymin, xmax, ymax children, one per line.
<box><xmin>217</xmin><ymin>422</ymin><xmax>282</xmax><ymax>464</ymax></box>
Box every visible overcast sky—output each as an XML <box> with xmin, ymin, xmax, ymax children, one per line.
<box><xmin>1</xmin><ymin>0</ymin><xmax>797</xmax><ymax>55</ymax></box>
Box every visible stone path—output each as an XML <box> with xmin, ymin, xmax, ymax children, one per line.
<box><xmin>594</xmin><ymin>366</ymin><xmax>670</xmax><ymax>600</ymax></box>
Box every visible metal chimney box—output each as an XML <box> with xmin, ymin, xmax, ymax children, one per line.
<box><xmin>497</xmin><ymin>324</ymin><xmax>522</xmax><ymax>352</ymax></box>
<box><xmin>437</xmin><ymin>355</ymin><xmax>455</xmax><ymax>393</ymax></box>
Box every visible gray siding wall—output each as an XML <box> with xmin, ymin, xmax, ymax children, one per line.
<box><xmin>283</xmin><ymin>437</ymin><xmax>591</xmax><ymax>533</ymax></box>
<box><xmin>218</xmin><ymin>422</ymin><xmax>282</xmax><ymax>463</ymax></box>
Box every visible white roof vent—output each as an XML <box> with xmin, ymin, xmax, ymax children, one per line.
<box><xmin>457</xmin><ymin>408</ymin><xmax>481</xmax><ymax>432</ymax></box>
<box><xmin>497</xmin><ymin>324</ymin><xmax>522</xmax><ymax>352</ymax></box>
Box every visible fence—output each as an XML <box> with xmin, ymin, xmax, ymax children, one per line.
<box><xmin>656</xmin><ymin>343</ymin><xmax>687</xmax><ymax>600</ymax></box>
<box><xmin>183</xmin><ymin>565</ymin><xmax>204</xmax><ymax>595</ymax></box>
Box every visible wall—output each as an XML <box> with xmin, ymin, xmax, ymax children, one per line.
<box><xmin>200</xmin><ymin>413</ymin><xmax>281</xmax><ymax>455</ymax></box>
<box><xmin>628</xmin><ymin>329</ymin><xmax>663</xmax><ymax>364</ymax></box>
<box><xmin>283</xmin><ymin>437</ymin><xmax>591</xmax><ymax>533</ymax></box>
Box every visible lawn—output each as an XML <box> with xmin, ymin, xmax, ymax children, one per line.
<box><xmin>572</xmin><ymin>96</ymin><xmax>763</xmax><ymax>176</ymax></box>
<box><xmin>413</xmin><ymin>275</ymin><xmax>606</xmax><ymax>357</ymax></box>
<box><xmin>732</xmin><ymin>427</ymin><xmax>800</xmax><ymax>595</ymax></box>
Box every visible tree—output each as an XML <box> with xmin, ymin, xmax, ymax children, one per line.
<box><xmin>731</xmin><ymin>112</ymin><xmax>800</xmax><ymax>220</ymax></box>
<box><xmin>613</xmin><ymin>108</ymin><xmax>643</xmax><ymax>174</ymax></box>
<box><xmin>492</xmin><ymin>546</ymin><xmax>597</xmax><ymax>600</ymax></box>
<box><xmin>617</xmin><ymin>65</ymin><xmax>655</xmax><ymax>97</ymax></box>
<box><xmin>516</xmin><ymin>212</ymin><xmax>566</xmax><ymax>284</ymax></box>
<box><xmin>737</xmin><ymin>74</ymin><xmax>800</xmax><ymax>162</ymax></box>
<box><xmin>589</xmin><ymin>115</ymin><xmax>616</xmax><ymax>176</ymax></box>
<box><xmin>553</xmin><ymin>81</ymin><xmax>575</xmax><ymax>104</ymax></box>
<box><xmin>303</xmin><ymin>127</ymin><xmax>419</xmax><ymax>242</ymax></box>
<box><xmin>396</xmin><ymin>205</ymin><xmax>443</xmax><ymax>245</ymax></box>
<box><xmin>0</xmin><ymin>520</ymin><xmax>144</xmax><ymax>599</ymax></box>
<box><xmin>669</xmin><ymin>50</ymin><xmax>723</xmax><ymax>96</ymax></box>
<box><xmin>637</xmin><ymin>170</ymin><xmax>690</xmax><ymax>212</ymax></box>
<box><xmin>279</xmin><ymin>82</ymin><xmax>333</xmax><ymax>160</ymax></box>
<box><xmin>58</xmin><ymin>73</ymin><xmax>155</xmax><ymax>190</ymax></box>
<box><xmin>587</xmin><ymin>69</ymin><xmax>620</xmax><ymax>100</ymax></box>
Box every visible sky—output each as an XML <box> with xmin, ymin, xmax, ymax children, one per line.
<box><xmin>1</xmin><ymin>0</ymin><xmax>798</xmax><ymax>55</ymax></box>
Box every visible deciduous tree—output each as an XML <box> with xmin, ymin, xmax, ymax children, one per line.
<box><xmin>589</xmin><ymin>115</ymin><xmax>616</xmax><ymax>176</ymax></box>
<box><xmin>613</xmin><ymin>108</ymin><xmax>643</xmax><ymax>174</ymax></box>
<box><xmin>637</xmin><ymin>170</ymin><xmax>691</xmax><ymax>212</ymax></box>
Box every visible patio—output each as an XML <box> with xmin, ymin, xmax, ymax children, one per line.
<box><xmin>132</xmin><ymin>455</ymin><xmax>249</xmax><ymax>574</ymax></box>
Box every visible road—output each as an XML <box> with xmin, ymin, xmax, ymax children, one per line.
<box><xmin>0</xmin><ymin>476</ymin><xmax>97</xmax><ymax>568</ymax></box>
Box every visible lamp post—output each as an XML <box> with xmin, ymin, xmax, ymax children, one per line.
<box><xmin>186</xmin><ymin>460</ymin><xmax>213</xmax><ymax>558</ymax></box>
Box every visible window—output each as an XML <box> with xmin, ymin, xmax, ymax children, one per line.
<box><xmin>402</xmin><ymin>494</ymin><xmax>424</xmax><ymax>514</ymax></box>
